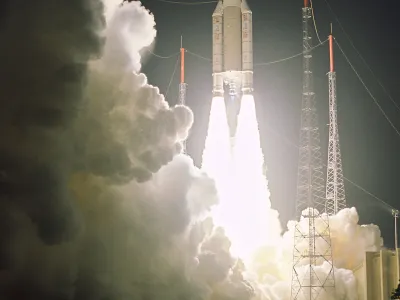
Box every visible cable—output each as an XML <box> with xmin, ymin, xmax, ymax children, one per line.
<box><xmin>264</xmin><ymin>121</ymin><xmax>395</xmax><ymax>211</ymax></box>
<box><xmin>147</xmin><ymin>49</ymin><xmax>179</xmax><ymax>59</ymax></box>
<box><xmin>165</xmin><ymin>55</ymin><xmax>179</xmax><ymax>99</ymax></box>
<box><xmin>343</xmin><ymin>176</ymin><xmax>395</xmax><ymax>210</ymax></box>
<box><xmin>186</xmin><ymin>49</ymin><xmax>212</xmax><ymax>62</ymax></box>
<box><xmin>152</xmin><ymin>0</ymin><xmax>217</xmax><ymax>4</ymax></box>
<box><xmin>321</xmin><ymin>0</ymin><xmax>400</xmax><ymax>112</ymax></box>
<box><xmin>335</xmin><ymin>38</ymin><xmax>400</xmax><ymax>139</ymax></box>
<box><xmin>310</xmin><ymin>0</ymin><xmax>323</xmax><ymax>44</ymax></box>
<box><xmin>254</xmin><ymin>39</ymin><xmax>327</xmax><ymax>66</ymax></box>
<box><xmin>186</xmin><ymin>39</ymin><xmax>327</xmax><ymax>67</ymax></box>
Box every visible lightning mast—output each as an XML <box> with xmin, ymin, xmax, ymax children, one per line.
<box><xmin>179</xmin><ymin>36</ymin><xmax>188</xmax><ymax>152</ymax></box>
<box><xmin>325</xmin><ymin>27</ymin><xmax>346</xmax><ymax>216</ymax></box>
<box><xmin>290</xmin><ymin>1</ymin><xmax>335</xmax><ymax>299</ymax></box>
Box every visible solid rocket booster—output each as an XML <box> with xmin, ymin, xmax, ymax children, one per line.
<box><xmin>212</xmin><ymin>0</ymin><xmax>253</xmax><ymax>97</ymax></box>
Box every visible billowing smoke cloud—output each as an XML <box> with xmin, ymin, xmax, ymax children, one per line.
<box><xmin>0</xmin><ymin>0</ymin><xmax>105</xmax><ymax>246</ymax></box>
<box><xmin>75</xmin><ymin>1</ymin><xmax>195</xmax><ymax>184</ymax></box>
<box><xmin>329</xmin><ymin>207</ymin><xmax>383</xmax><ymax>269</ymax></box>
<box><xmin>0</xmin><ymin>0</ymin><xmax>249</xmax><ymax>299</ymax></box>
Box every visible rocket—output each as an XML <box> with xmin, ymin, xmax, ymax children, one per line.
<box><xmin>212</xmin><ymin>0</ymin><xmax>253</xmax><ymax>99</ymax></box>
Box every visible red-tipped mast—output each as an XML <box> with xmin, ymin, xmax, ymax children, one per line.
<box><xmin>178</xmin><ymin>36</ymin><xmax>188</xmax><ymax>106</ymax></box>
<box><xmin>329</xmin><ymin>24</ymin><xmax>334</xmax><ymax>72</ymax></box>
<box><xmin>178</xmin><ymin>36</ymin><xmax>187</xmax><ymax>151</ymax></box>
<box><xmin>304</xmin><ymin>0</ymin><xmax>309</xmax><ymax>7</ymax></box>
<box><xmin>180</xmin><ymin>36</ymin><xmax>185</xmax><ymax>84</ymax></box>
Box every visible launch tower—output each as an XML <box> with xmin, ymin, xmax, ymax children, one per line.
<box><xmin>179</xmin><ymin>37</ymin><xmax>188</xmax><ymax>152</ymax></box>
<box><xmin>290</xmin><ymin>1</ymin><xmax>335</xmax><ymax>299</ymax></box>
<box><xmin>325</xmin><ymin>28</ymin><xmax>346</xmax><ymax>215</ymax></box>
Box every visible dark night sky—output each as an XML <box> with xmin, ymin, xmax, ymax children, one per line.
<box><xmin>141</xmin><ymin>0</ymin><xmax>400</xmax><ymax>247</ymax></box>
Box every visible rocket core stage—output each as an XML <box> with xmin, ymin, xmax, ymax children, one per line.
<box><xmin>212</xmin><ymin>0</ymin><xmax>253</xmax><ymax>98</ymax></box>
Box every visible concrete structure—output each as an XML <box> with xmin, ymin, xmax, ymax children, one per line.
<box><xmin>353</xmin><ymin>249</ymin><xmax>400</xmax><ymax>299</ymax></box>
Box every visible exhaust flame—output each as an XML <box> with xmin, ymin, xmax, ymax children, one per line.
<box><xmin>201</xmin><ymin>97</ymin><xmax>232</xmax><ymax>184</ymax></box>
<box><xmin>231</xmin><ymin>94</ymin><xmax>281</xmax><ymax>259</ymax></box>
<box><xmin>202</xmin><ymin>94</ymin><xmax>281</xmax><ymax>260</ymax></box>
<box><xmin>201</xmin><ymin>96</ymin><xmax>233</xmax><ymax>234</ymax></box>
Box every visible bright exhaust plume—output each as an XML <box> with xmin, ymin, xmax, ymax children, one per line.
<box><xmin>202</xmin><ymin>94</ymin><xmax>281</xmax><ymax>260</ymax></box>
<box><xmin>201</xmin><ymin>96</ymin><xmax>232</xmax><ymax>186</ymax></box>
<box><xmin>201</xmin><ymin>96</ymin><xmax>234</xmax><ymax>242</ymax></box>
<box><xmin>230</xmin><ymin>94</ymin><xmax>281</xmax><ymax>259</ymax></box>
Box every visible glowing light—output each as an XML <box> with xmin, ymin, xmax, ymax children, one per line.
<box><xmin>202</xmin><ymin>94</ymin><xmax>280</xmax><ymax>261</ymax></box>
<box><xmin>201</xmin><ymin>96</ymin><xmax>233</xmax><ymax>218</ymax></box>
<box><xmin>229</xmin><ymin>94</ymin><xmax>281</xmax><ymax>259</ymax></box>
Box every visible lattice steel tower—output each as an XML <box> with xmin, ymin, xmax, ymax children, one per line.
<box><xmin>179</xmin><ymin>36</ymin><xmax>188</xmax><ymax>152</ymax></box>
<box><xmin>290</xmin><ymin>1</ymin><xmax>335</xmax><ymax>299</ymax></box>
<box><xmin>325</xmin><ymin>29</ymin><xmax>346</xmax><ymax>216</ymax></box>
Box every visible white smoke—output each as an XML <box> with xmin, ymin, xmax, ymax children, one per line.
<box><xmin>0</xmin><ymin>1</ymin><xmax>235</xmax><ymax>299</ymax></box>
<box><xmin>101</xmin><ymin>1</ymin><xmax>156</xmax><ymax>72</ymax></box>
<box><xmin>329</xmin><ymin>207</ymin><xmax>383</xmax><ymax>269</ymax></box>
<box><xmin>78</xmin><ymin>1</ymin><xmax>194</xmax><ymax>184</ymax></box>
<box><xmin>238</xmin><ymin>207</ymin><xmax>382</xmax><ymax>300</ymax></box>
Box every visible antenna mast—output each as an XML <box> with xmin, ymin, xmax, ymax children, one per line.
<box><xmin>393</xmin><ymin>209</ymin><xmax>400</xmax><ymax>284</ymax></box>
<box><xmin>179</xmin><ymin>36</ymin><xmax>188</xmax><ymax>152</ymax></box>
<box><xmin>325</xmin><ymin>26</ymin><xmax>347</xmax><ymax>215</ymax></box>
<box><xmin>290</xmin><ymin>2</ymin><xmax>335</xmax><ymax>299</ymax></box>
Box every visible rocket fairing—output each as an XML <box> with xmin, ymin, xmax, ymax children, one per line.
<box><xmin>212</xmin><ymin>0</ymin><xmax>253</xmax><ymax>97</ymax></box>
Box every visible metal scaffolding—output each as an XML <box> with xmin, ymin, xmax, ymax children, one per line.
<box><xmin>290</xmin><ymin>1</ymin><xmax>335</xmax><ymax>299</ymax></box>
<box><xmin>325</xmin><ymin>31</ymin><xmax>346</xmax><ymax>216</ymax></box>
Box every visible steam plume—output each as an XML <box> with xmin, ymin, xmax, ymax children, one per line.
<box><xmin>0</xmin><ymin>1</ymin><xmax>246</xmax><ymax>299</ymax></box>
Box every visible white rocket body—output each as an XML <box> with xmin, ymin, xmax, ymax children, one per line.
<box><xmin>212</xmin><ymin>0</ymin><xmax>253</xmax><ymax>97</ymax></box>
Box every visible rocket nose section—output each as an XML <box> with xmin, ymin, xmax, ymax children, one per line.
<box><xmin>212</xmin><ymin>1</ymin><xmax>223</xmax><ymax>16</ymax></box>
<box><xmin>222</xmin><ymin>0</ymin><xmax>241</xmax><ymax>8</ymax></box>
<box><xmin>241</xmin><ymin>0</ymin><xmax>251</xmax><ymax>13</ymax></box>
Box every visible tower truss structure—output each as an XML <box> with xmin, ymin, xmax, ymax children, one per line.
<box><xmin>290</xmin><ymin>1</ymin><xmax>335</xmax><ymax>299</ymax></box>
<box><xmin>325</xmin><ymin>31</ymin><xmax>346</xmax><ymax>216</ymax></box>
<box><xmin>179</xmin><ymin>36</ymin><xmax>188</xmax><ymax>152</ymax></box>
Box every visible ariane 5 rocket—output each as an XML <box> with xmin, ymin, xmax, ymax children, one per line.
<box><xmin>212</xmin><ymin>0</ymin><xmax>253</xmax><ymax>99</ymax></box>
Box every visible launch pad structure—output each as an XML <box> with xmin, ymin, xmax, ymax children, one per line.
<box><xmin>290</xmin><ymin>0</ymin><xmax>335</xmax><ymax>299</ymax></box>
<box><xmin>325</xmin><ymin>27</ymin><xmax>347</xmax><ymax>216</ymax></box>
